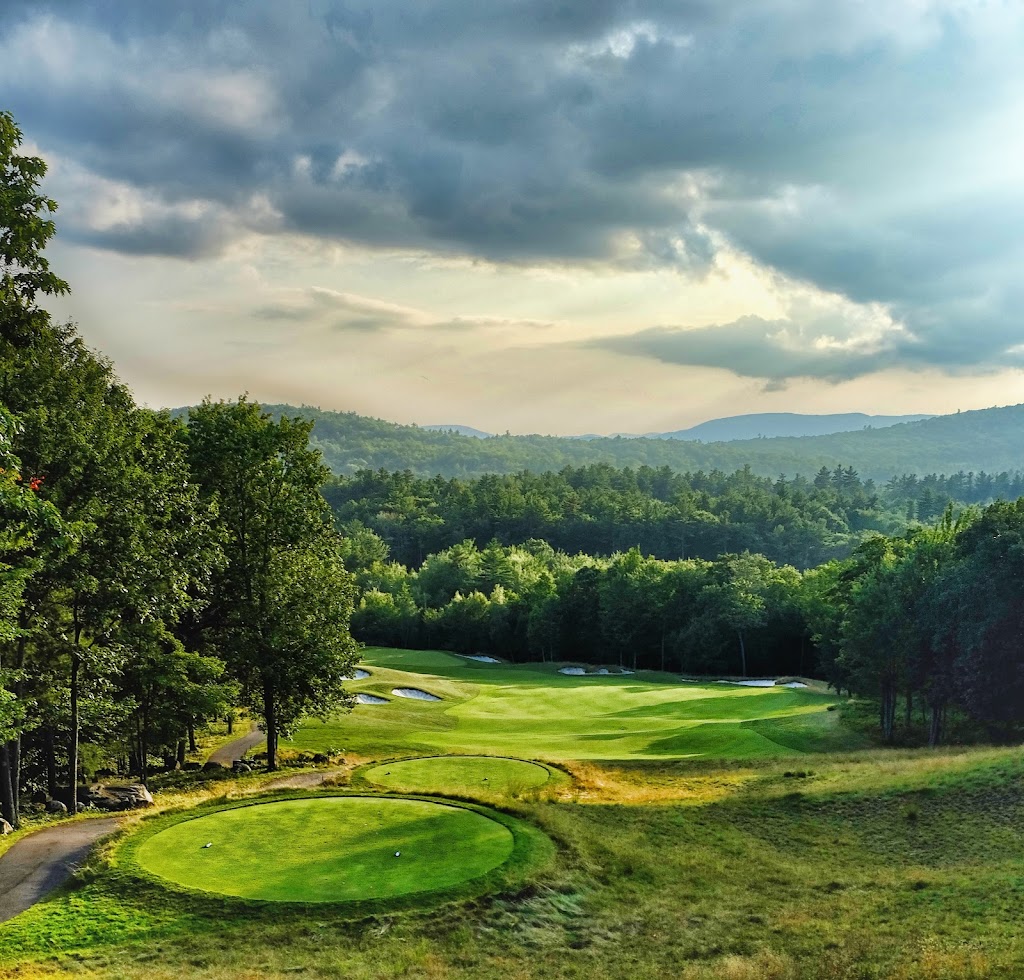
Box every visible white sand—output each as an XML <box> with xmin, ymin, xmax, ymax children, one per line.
<box><xmin>458</xmin><ymin>654</ymin><xmax>502</xmax><ymax>663</ymax></box>
<box><xmin>716</xmin><ymin>679</ymin><xmax>776</xmax><ymax>687</ymax></box>
<box><xmin>559</xmin><ymin>666</ymin><xmax>636</xmax><ymax>676</ymax></box>
<box><xmin>391</xmin><ymin>687</ymin><xmax>442</xmax><ymax>701</ymax></box>
<box><xmin>356</xmin><ymin>693</ymin><xmax>388</xmax><ymax>704</ymax></box>
<box><xmin>781</xmin><ymin>681</ymin><xmax>808</xmax><ymax>688</ymax></box>
<box><xmin>344</xmin><ymin>668</ymin><xmax>371</xmax><ymax>680</ymax></box>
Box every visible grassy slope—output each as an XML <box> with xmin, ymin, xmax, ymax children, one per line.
<box><xmin>3</xmin><ymin>746</ymin><xmax>1024</xmax><ymax>978</ymax></box>
<box><xmin>284</xmin><ymin>648</ymin><xmax>857</xmax><ymax>762</ymax></box>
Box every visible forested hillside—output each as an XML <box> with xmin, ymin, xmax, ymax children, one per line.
<box><xmin>257</xmin><ymin>403</ymin><xmax>1024</xmax><ymax>482</ymax></box>
<box><xmin>325</xmin><ymin>464</ymin><xmax>1024</xmax><ymax>570</ymax></box>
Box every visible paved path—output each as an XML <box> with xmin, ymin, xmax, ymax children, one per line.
<box><xmin>208</xmin><ymin>723</ymin><xmax>265</xmax><ymax>767</ymax></box>
<box><xmin>264</xmin><ymin>768</ymin><xmax>344</xmax><ymax>790</ymax></box>
<box><xmin>0</xmin><ymin>818</ymin><xmax>121</xmax><ymax>924</ymax></box>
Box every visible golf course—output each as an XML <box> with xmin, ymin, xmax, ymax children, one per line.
<box><xmin>4</xmin><ymin>654</ymin><xmax>1024</xmax><ymax>979</ymax></box>
<box><xmin>284</xmin><ymin>647</ymin><xmax>858</xmax><ymax>763</ymax></box>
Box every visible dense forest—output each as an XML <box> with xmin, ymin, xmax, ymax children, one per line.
<box><xmin>339</xmin><ymin>500</ymin><xmax>1024</xmax><ymax>748</ymax></box>
<box><xmin>259</xmin><ymin>402</ymin><xmax>1024</xmax><ymax>483</ymax></box>
<box><xmin>324</xmin><ymin>464</ymin><xmax>1024</xmax><ymax>570</ymax></box>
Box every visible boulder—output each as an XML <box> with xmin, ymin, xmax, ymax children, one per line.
<box><xmin>46</xmin><ymin>799</ymin><xmax>68</xmax><ymax>814</ymax></box>
<box><xmin>0</xmin><ymin>817</ymin><xmax>13</xmax><ymax>835</ymax></box>
<box><xmin>312</xmin><ymin>753</ymin><xmax>329</xmax><ymax>764</ymax></box>
<box><xmin>30</xmin><ymin>790</ymin><xmax>48</xmax><ymax>805</ymax></box>
<box><xmin>202</xmin><ymin>761</ymin><xmax>224</xmax><ymax>772</ymax></box>
<box><xmin>87</xmin><ymin>783</ymin><xmax>154</xmax><ymax>811</ymax></box>
<box><xmin>232</xmin><ymin>762</ymin><xmax>252</xmax><ymax>773</ymax></box>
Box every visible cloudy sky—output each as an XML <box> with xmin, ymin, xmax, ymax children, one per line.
<box><xmin>6</xmin><ymin>1</ymin><xmax>1024</xmax><ymax>433</ymax></box>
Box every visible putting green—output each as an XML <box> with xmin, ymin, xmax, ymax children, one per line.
<box><xmin>135</xmin><ymin>797</ymin><xmax>514</xmax><ymax>903</ymax></box>
<box><xmin>364</xmin><ymin>755</ymin><xmax>551</xmax><ymax>795</ymax></box>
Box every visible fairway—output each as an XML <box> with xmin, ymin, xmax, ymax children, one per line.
<box><xmin>287</xmin><ymin>647</ymin><xmax>859</xmax><ymax>761</ymax></box>
<box><xmin>363</xmin><ymin>755</ymin><xmax>552</xmax><ymax>795</ymax></box>
<box><xmin>135</xmin><ymin>797</ymin><xmax>514</xmax><ymax>903</ymax></box>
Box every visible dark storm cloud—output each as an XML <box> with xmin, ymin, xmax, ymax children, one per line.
<box><xmin>595</xmin><ymin>308</ymin><xmax>1024</xmax><ymax>385</ymax></box>
<box><xmin>3</xmin><ymin>1</ymin><xmax>1023</xmax><ymax>378</ymax></box>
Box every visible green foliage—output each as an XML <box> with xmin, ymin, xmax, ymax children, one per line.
<box><xmin>184</xmin><ymin>398</ymin><xmax>359</xmax><ymax>768</ymax></box>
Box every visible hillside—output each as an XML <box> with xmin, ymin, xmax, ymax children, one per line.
<box><xmin>659</xmin><ymin>411</ymin><xmax>934</xmax><ymax>441</ymax></box>
<box><xmin>255</xmin><ymin>403</ymin><xmax>1024</xmax><ymax>482</ymax></box>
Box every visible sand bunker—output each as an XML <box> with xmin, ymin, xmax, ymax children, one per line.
<box><xmin>715</xmin><ymin>679</ymin><xmax>808</xmax><ymax>688</ymax></box>
<box><xmin>356</xmin><ymin>693</ymin><xmax>388</xmax><ymax>705</ymax></box>
<box><xmin>458</xmin><ymin>654</ymin><xmax>501</xmax><ymax>663</ymax></box>
<box><xmin>559</xmin><ymin>666</ymin><xmax>635</xmax><ymax>676</ymax></box>
<box><xmin>345</xmin><ymin>668</ymin><xmax>371</xmax><ymax>680</ymax></box>
<box><xmin>392</xmin><ymin>688</ymin><xmax>442</xmax><ymax>701</ymax></box>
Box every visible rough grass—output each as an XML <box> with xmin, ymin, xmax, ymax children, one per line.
<box><xmin>286</xmin><ymin>647</ymin><xmax>852</xmax><ymax>762</ymax></box>
<box><xmin>3</xmin><ymin>744</ymin><xmax>1024</xmax><ymax>978</ymax></box>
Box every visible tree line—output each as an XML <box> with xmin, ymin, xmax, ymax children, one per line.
<box><xmin>324</xmin><ymin>462</ymin><xmax>1024</xmax><ymax>571</ymax></box>
<box><xmin>0</xmin><ymin>113</ymin><xmax>358</xmax><ymax>828</ymax></box>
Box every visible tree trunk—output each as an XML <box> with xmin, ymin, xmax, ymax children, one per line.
<box><xmin>264</xmin><ymin>679</ymin><xmax>278</xmax><ymax>771</ymax></box>
<box><xmin>928</xmin><ymin>701</ymin><xmax>944</xmax><ymax>747</ymax></box>
<box><xmin>880</xmin><ymin>683</ymin><xmax>896</xmax><ymax>743</ymax></box>
<box><xmin>905</xmin><ymin>689</ymin><xmax>913</xmax><ymax>731</ymax></box>
<box><xmin>10</xmin><ymin>735</ymin><xmax>21</xmax><ymax>826</ymax></box>
<box><xmin>69</xmin><ymin>648</ymin><xmax>80</xmax><ymax>814</ymax></box>
<box><xmin>737</xmin><ymin>630</ymin><xmax>747</xmax><ymax>678</ymax></box>
<box><xmin>226</xmin><ymin>713</ymin><xmax>234</xmax><ymax>735</ymax></box>
<box><xmin>188</xmin><ymin>721</ymin><xmax>197</xmax><ymax>754</ymax></box>
<box><xmin>176</xmin><ymin>740</ymin><xmax>186</xmax><ymax>768</ymax></box>
<box><xmin>0</xmin><ymin>744</ymin><xmax>15</xmax><ymax>828</ymax></box>
<box><xmin>45</xmin><ymin>729</ymin><xmax>57</xmax><ymax>799</ymax></box>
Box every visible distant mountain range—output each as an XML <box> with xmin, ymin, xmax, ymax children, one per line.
<box><xmin>425</xmin><ymin>412</ymin><xmax>934</xmax><ymax>443</ymax></box>
<box><xmin>654</xmin><ymin>411</ymin><xmax>935</xmax><ymax>441</ymax></box>
<box><xmin>249</xmin><ymin>403</ymin><xmax>1024</xmax><ymax>483</ymax></box>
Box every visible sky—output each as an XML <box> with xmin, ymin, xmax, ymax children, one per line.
<box><xmin>5</xmin><ymin>0</ymin><xmax>1024</xmax><ymax>435</ymax></box>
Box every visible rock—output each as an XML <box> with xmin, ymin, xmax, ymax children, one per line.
<box><xmin>86</xmin><ymin>783</ymin><xmax>154</xmax><ymax>811</ymax></box>
<box><xmin>232</xmin><ymin>762</ymin><xmax>252</xmax><ymax>773</ymax></box>
<box><xmin>312</xmin><ymin>753</ymin><xmax>329</xmax><ymax>764</ymax></box>
<box><xmin>76</xmin><ymin>802</ymin><xmax>87</xmax><ymax>813</ymax></box>
<box><xmin>182</xmin><ymin>762</ymin><xmax>202</xmax><ymax>771</ymax></box>
<box><xmin>46</xmin><ymin>799</ymin><xmax>68</xmax><ymax>814</ymax></box>
<box><xmin>0</xmin><ymin>817</ymin><xmax>13</xmax><ymax>835</ymax></box>
<box><xmin>31</xmin><ymin>790</ymin><xmax>48</xmax><ymax>805</ymax></box>
<box><xmin>202</xmin><ymin>761</ymin><xmax>224</xmax><ymax>772</ymax></box>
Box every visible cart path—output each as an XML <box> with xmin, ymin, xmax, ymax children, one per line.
<box><xmin>0</xmin><ymin>817</ymin><xmax>121</xmax><ymax>924</ymax></box>
<box><xmin>264</xmin><ymin>768</ymin><xmax>344</xmax><ymax>790</ymax></box>
<box><xmin>208</xmin><ymin>723</ymin><xmax>264</xmax><ymax>767</ymax></box>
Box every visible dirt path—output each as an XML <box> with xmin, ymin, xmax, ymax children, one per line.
<box><xmin>208</xmin><ymin>723</ymin><xmax>265</xmax><ymax>767</ymax></box>
<box><xmin>0</xmin><ymin>817</ymin><xmax>121</xmax><ymax>924</ymax></box>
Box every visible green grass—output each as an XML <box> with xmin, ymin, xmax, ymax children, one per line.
<box><xmin>285</xmin><ymin>647</ymin><xmax>856</xmax><ymax>761</ymax></box>
<box><xmin>134</xmin><ymin>796</ymin><xmax>516</xmax><ymax>903</ymax></box>
<box><xmin>4</xmin><ymin>746</ymin><xmax>1024</xmax><ymax>978</ymax></box>
<box><xmin>361</xmin><ymin>755</ymin><xmax>555</xmax><ymax>797</ymax></box>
